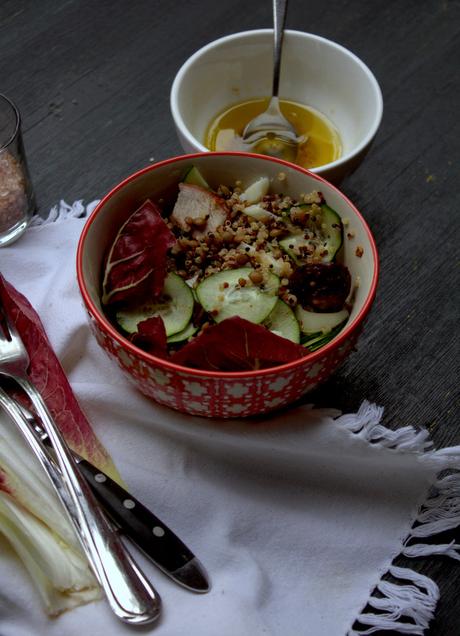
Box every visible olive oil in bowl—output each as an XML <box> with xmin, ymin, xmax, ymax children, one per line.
<box><xmin>205</xmin><ymin>98</ymin><xmax>342</xmax><ymax>170</ymax></box>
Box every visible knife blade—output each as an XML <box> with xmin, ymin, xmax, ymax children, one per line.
<box><xmin>24</xmin><ymin>407</ymin><xmax>210</xmax><ymax>593</ymax></box>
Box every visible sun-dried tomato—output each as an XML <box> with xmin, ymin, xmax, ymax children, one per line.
<box><xmin>289</xmin><ymin>263</ymin><xmax>351</xmax><ymax>312</ymax></box>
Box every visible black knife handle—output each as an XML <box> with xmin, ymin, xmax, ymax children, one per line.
<box><xmin>77</xmin><ymin>459</ymin><xmax>195</xmax><ymax>573</ymax></box>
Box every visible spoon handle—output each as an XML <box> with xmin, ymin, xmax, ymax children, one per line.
<box><xmin>272</xmin><ymin>0</ymin><xmax>289</xmax><ymax>98</ymax></box>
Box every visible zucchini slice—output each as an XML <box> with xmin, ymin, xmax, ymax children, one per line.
<box><xmin>182</xmin><ymin>165</ymin><xmax>210</xmax><ymax>189</ymax></box>
<box><xmin>196</xmin><ymin>267</ymin><xmax>279</xmax><ymax>324</ymax></box>
<box><xmin>116</xmin><ymin>272</ymin><xmax>194</xmax><ymax>336</ymax></box>
<box><xmin>302</xmin><ymin>321</ymin><xmax>348</xmax><ymax>351</ymax></box>
<box><xmin>321</xmin><ymin>204</ymin><xmax>343</xmax><ymax>258</ymax></box>
<box><xmin>279</xmin><ymin>203</ymin><xmax>343</xmax><ymax>263</ymax></box>
<box><xmin>167</xmin><ymin>321</ymin><xmax>198</xmax><ymax>344</ymax></box>
<box><xmin>263</xmin><ymin>299</ymin><xmax>300</xmax><ymax>343</ymax></box>
<box><xmin>295</xmin><ymin>306</ymin><xmax>349</xmax><ymax>335</ymax></box>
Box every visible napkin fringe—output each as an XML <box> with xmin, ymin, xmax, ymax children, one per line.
<box><xmin>349</xmin><ymin>566</ymin><xmax>439</xmax><ymax>635</ymax></box>
<box><xmin>30</xmin><ymin>200</ymin><xmax>100</xmax><ymax>226</ymax></box>
<box><xmin>402</xmin><ymin>472</ymin><xmax>460</xmax><ymax>560</ymax></box>
<box><xmin>339</xmin><ymin>401</ymin><xmax>433</xmax><ymax>453</ymax></box>
<box><xmin>344</xmin><ymin>403</ymin><xmax>460</xmax><ymax>634</ymax></box>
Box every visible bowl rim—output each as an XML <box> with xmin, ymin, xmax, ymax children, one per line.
<box><xmin>170</xmin><ymin>29</ymin><xmax>384</xmax><ymax>175</ymax></box>
<box><xmin>77</xmin><ymin>151</ymin><xmax>379</xmax><ymax>379</ymax></box>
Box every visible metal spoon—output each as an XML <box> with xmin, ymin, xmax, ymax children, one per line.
<box><xmin>242</xmin><ymin>0</ymin><xmax>302</xmax><ymax>161</ymax></box>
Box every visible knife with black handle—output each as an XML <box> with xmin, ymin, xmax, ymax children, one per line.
<box><xmin>78</xmin><ymin>457</ymin><xmax>209</xmax><ymax>592</ymax></box>
<box><xmin>26</xmin><ymin>411</ymin><xmax>210</xmax><ymax>593</ymax></box>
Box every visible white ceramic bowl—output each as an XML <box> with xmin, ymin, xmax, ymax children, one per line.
<box><xmin>171</xmin><ymin>30</ymin><xmax>383</xmax><ymax>183</ymax></box>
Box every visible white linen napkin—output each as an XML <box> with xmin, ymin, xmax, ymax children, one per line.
<box><xmin>1</xmin><ymin>206</ymin><xmax>460</xmax><ymax>636</ymax></box>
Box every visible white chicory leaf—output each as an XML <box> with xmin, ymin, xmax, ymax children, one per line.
<box><xmin>0</xmin><ymin>414</ymin><xmax>101</xmax><ymax>616</ymax></box>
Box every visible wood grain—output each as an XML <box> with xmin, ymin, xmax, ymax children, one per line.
<box><xmin>0</xmin><ymin>1</ymin><xmax>459</xmax><ymax>634</ymax></box>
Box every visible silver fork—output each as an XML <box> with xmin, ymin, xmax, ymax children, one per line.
<box><xmin>0</xmin><ymin>300</ymin><xmax>161</xmax><ymax>624</ymax></box>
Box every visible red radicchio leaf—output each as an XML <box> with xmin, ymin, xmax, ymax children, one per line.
<box><xmin>170</xmin><ymin>316</ymin><xmax>306</xmax><ymax>371</ymax></box>
<box><xmin>129</xmin><ymin>316</ymin><xmax>168</xmax><ymax>358</ymax></box>
<box><xmin>0</xmin><ymin>467</ymin><xmax>12</xmax><ymax>495</ymax></box>
<box><xmin>102</xmin><ymin>199</ymin><xmax>176</xmax><ymax>305</ymax></box>
<box><xmin>0</xmin><ymin>275</ymin><xmax>121</xmax><ymax>482</ymax></box>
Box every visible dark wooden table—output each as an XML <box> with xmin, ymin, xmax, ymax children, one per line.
<box><xmin>1</xmin><ymin>1</ymin><xmax>459</xmax><ymax>634</ymax></box>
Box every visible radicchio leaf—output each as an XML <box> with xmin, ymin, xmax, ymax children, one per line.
<box><xmin>102</xmin><ymin>199</ymin><xmax>176</xmax><ymax>305</ymax></box>
<box><xmin>0</xmin><ymin>467</ymin><xmax>11</xmax><ymax>495</ymax></box>
<box><xmin>129</xmin><ymin>316</ymin><xmax>168</xmax><ymax>358</ymax></box>
<box><xmin>0</xmin><ymin>275</ymin><xmax>121</xmax><ymax>483</ymax></box>
<box><xmin>170</xmin><ymin>316</ymin><xmax>306</xmax><ymax>371</ymax></box>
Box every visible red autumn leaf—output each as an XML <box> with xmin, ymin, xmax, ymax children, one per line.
<box><xmin>129</xmin><ymin>316</ymin><xmax>168</xmax><ymax>358</ymax></box>
<box><xmin>170</xmin><ymin>316</ymin><xmax>306</xmax><ymax>371</ymax></box>
<box><xmin>0</xmin><ymin>275</ymin><xmax>121</xmax><ymax>482</ymax></box>
<box><xmin>102</xmin><ymin>199</ymin><xmax>176</xmax><ymax>305</ymax></box>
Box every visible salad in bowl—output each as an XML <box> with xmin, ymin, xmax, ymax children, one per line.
<box><xmin>101</xmin><ymin>166</ymin><xmax>353</xmax><ymax>371</ymax></box>
<box><xmin>77</xmin><ymin>152</ymin><xmax>378</xmax><ymax>417</ymax></box>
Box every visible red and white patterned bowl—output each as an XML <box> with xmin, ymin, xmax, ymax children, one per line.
<box><xmin>77</xmin><ymin>153</ymin><xmax>378</xmax><ymax>418</ymax></box>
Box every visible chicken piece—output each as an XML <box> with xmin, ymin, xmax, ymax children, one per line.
<box><xmin>170</xmin><ymin>183</ymin><xmax>228</xmax><ymax>239</ymax></box>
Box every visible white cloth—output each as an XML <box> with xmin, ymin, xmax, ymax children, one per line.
<box><xmin>1</xmin><ymin>213</ymin><xmax>459</xmax><ymax>636</ymax></box>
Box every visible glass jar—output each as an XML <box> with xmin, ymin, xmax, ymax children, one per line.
<box><xmin>0</xmin><ymin>93</ymin><xmax>36</xmax><ymax>246</ymax></box>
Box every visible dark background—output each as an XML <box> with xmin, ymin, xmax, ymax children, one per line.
<box><xmin>1</xmin><ymin>1</ymin><xmax>459</xmax><ymax>634</ymax></box>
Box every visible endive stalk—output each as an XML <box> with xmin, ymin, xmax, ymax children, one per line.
<box><xmin>0</xmin><ymin>415</ymin><xmax>101</xmax><ymax>616</ymax></box>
